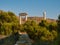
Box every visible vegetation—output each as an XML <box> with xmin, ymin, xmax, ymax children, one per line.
<box><xmin>0</xmin><ymin>10</ymin><xmax>60</xmax><ymax>45</ymax></box>
<box><xmin>56</xmin><ymin>14</ymin><xmax>60</xmax><ymax>45</ymax></box>
<box><xmin>23</xmin><ymin>20</ymin><xmax>58</xmax><ymax>45</ymax></box>
<box><xmin>0</xmin><ymin>10</ymin><xmax>19</xmax><ymax>35</ymax></box>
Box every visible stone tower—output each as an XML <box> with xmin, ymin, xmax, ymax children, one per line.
<box><xmin>43</xmin><ymin>11</ymin><xmax>46</xmax><ymax>20</ymax></box>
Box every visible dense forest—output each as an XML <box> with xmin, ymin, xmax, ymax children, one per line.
<box><xmin>0</xmin><ymin>10</ymin><xmax>60</xmax><ymax>45</ymax></box>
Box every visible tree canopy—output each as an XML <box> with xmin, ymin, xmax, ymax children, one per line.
<box><xmin>0</xmin><ymin>10</ymin><xmax>19</xmax><ymax>35</ymax></box>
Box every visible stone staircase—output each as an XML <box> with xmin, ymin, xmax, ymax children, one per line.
<box><xmin>15</xmin><ymin>32</ymin><xmax>32</xmax><ymax>45</ymax></box>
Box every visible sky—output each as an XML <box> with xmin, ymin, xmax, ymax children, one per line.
<box><xmin>0</xmin><ymin>0</ymin><xmax>60</xmax><ymax>19</ymax></box>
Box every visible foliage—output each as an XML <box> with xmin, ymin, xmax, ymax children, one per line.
<box><xmin>57</xmin><ymin>14</ymin><xmax>60</xmax><ymax>32</ymax></box>
<box><xmin>0</xmin><ymin>10</ymin><xmax>19</xmax><ymax>35</ymax></box>
<box><xmin>48</xmin><ymin>22</ymin><xmax>57</xmax><ymax>31</ymax></box>
<box><xmin>0</xmin><ymin>10</ymin><xmax>58</xmax><ymax>45</ymax></box>
<box><xmin>23</xmin><ymin>20</ymin><xmax>58</xmax><ymax>42</ymax></box>
<box><xmin>55</xmin><ymin>14</ymin><xmax>60</xmax><ymax>45</ymax></box>
<box><xmin>39</xmin><ymin>20</ymin><xmax>47</xmax><ymax>27</ymax></box>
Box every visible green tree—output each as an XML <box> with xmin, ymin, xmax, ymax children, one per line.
<box><xmin>0</xmin><ymin>10</ymin><xmax>19</xmax><ymax>35</ymax></box>
<box><xmin>57</xmin><ymin>14</ymin><xmax>60</xmax><ymax>32</ymax></box>
<box><xmin>49</xmin><ymin>22</ymin><xmax>57</xmax><ymax>31</ymax></box>
<box><xmin>8</xmin><ymin>11</ymin><xmax>19</xmax><ymax>23</ymax></box>
<box><xmin>56</xmin><ymin>14</ymin><xmax>60</xmax><ymax>45</ymax></box>
<box><xmin>39</xmin><ymin>20</ymin><xmax>47</xmax><ymax>27</ymax></box>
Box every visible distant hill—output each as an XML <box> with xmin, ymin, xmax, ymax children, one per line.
<box><xmin>18</xmin><ymin>16</ymin><xmax>56</xmax><ymax>24</ymax></box>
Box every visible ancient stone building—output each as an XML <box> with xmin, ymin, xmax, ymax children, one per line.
<box><xmin>19</xmin><ymin>12</ymin><xmax>56</xmax><ymax>24</ymax></box>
